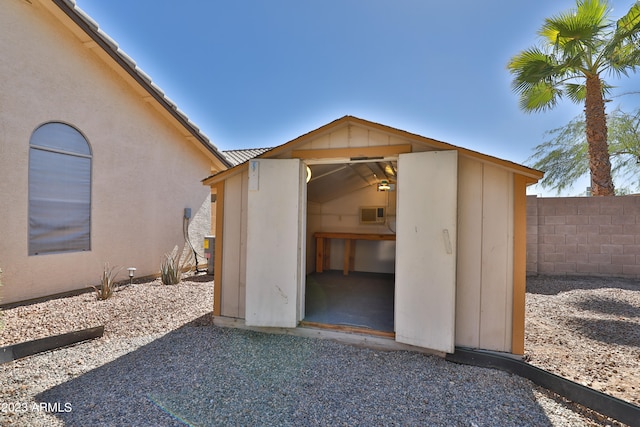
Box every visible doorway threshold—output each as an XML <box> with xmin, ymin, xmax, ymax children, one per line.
<box><xmin>213</xmin><ymin>316</ymin><xmax>444</xmax><ymax>356</ymax></box>
<box><xmin>299</xmin><ymin>320</ymin><xmax>395</xmax><ymax>339</ymax></box>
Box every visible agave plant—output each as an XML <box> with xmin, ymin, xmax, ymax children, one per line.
<box><xmin>160</xmin><ymin>253</ymin><xmax>182</xmax><ymax>285</ymax></box>
<box><xmin>94</xmin><ymin>263</ymin><xmax>122</xmax><ymax>300</ymax></box>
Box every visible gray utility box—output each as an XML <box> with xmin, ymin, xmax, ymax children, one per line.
<box><xmin>204</xmin><ymin>235</ymin><xmax>215</xmax><ymax>275</ymax></box>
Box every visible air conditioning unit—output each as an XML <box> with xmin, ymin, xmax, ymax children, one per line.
<box><xmin>360</xmin><ymin>206</ymin><xmax>386</xmax><ymax>224</ymax></box>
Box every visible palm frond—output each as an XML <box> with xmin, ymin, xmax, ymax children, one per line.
<box><xmin>540</xmin><ymin>0</ymin><xmax>611</xmax><ymax>55</ymax></box>
<box><xmin>519</xmin><ymin>82</ymin><xmax>563</xmax><ymax>112</ymax></box>
<box><xmin>564</xmin><ymin>83</ymin><xmax>587</xmax><ymax>102</ymax></box>
<box><xmin>615</xmin><ymin>1</ymin><xmax>640</xmax><ymax>38</ymax></box>
<box><xmin>603</xmin><ymin>2</ymin><xmax>640</xmax><ymax>68</ymax></box>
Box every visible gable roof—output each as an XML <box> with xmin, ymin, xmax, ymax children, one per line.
<box><xmin>203</xmin><ymin>115</ymin><xmax>544</xmax><ymax>185</ymax></box>
<box><xmin>223</xmin><ymin>147</ymin><xmax>273</xmax><ymax>166</ymax></box>
<box><xmin>45</xmin><ymin>0</ymin><xmax>231</xmax><ymax>169</ymax></box>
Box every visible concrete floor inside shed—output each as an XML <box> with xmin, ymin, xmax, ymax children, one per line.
<box><xmin>303</xmin><ymin>271</ymin><xmax>395</xmax><ymax>334</ymax></box>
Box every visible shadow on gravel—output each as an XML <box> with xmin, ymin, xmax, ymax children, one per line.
<box><xmin>37</xmin><ymin>316</ymin><xmax>556</xmax><ymax>426</ymax></box>
<box><xmin>526</xmin><ymin>275</ymin><xmax>640</xmax><ymax>296</ymax></box>
<box><xmin>183</xmin><ymin>273</ymin><xmax>215</xmax><ymax>283</ymax></box>
<box><xmin>564</xmin><ymin>318</ymin><xmax>640</xmax><ymax>347</ymax></box>
<box><xmin>572</xmin><ymin>296</ymin><xmax>640</xmax><ymax>318</ymax></box>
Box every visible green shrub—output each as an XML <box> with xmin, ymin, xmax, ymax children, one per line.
<box><xmin>93</xmin><ymin>264</ymin><xmax>121</xmax><ymax>300</ymax></box>
<box><xmin>160</xmin><ymin>253</ymin><xmax>182</xmax><ymax>285</ymax></box>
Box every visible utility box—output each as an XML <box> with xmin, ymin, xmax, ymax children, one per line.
<box><xmin>204</xmin><ymin>235</ymin><xmax>215</xmax><ymax>275</ymax></box>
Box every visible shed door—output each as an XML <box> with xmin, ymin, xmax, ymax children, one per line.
<box><xmin>395</xmin><ymin>150</ymin><xmax>458</xmax><ymax>353</ymax></box>
<box><xmin>245</xmin><ymin>159</ymin><xmax>306</xmax><ymax>327</ymax></box>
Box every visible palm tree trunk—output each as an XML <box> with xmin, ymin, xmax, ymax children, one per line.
<box><xmin>584</xmin><ymin>75</ymin><xmax>615</xmax><ymax>196</ymax></box>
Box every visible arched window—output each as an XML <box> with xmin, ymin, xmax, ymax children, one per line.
<box><xmin>29</xmin><ymin>122</ymin><xmax>92</xmax><ymax>255</ymax></box>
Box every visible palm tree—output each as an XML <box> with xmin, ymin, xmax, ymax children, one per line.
<box><xmin>508</xmin><ymin>0</ymin><xmax>640</xmax><ymax>196</ymax></box>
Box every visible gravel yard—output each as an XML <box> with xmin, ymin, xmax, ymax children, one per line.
<box><xmin>0</xmin><ymin>274</ymin><xmax>637</xmax><ymax>426</ymax></box>
<box><xmin>525</xmin><ymin>275</ymin><xmax>640</xmax><ymax>407</ymax></box>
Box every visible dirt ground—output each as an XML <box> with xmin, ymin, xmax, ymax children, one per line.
<box><xmin>525</xmin><ymin>275</ymin><xmax>640</xmax><ymax>407</ymax></box>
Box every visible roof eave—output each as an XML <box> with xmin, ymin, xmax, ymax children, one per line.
<box><xmin>51</xmin><ymin>0</ymin><xmax>232</xmax><ymax>169</ymax></box>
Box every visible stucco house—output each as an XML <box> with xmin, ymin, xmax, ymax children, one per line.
<box><xmin>204</xmin><ymin>116</ymin><xmax>543</xmax><ymax>355</ymax></box>
<box><xmin>0</xmin><ymin>0</ymin><xmax>230</xmax><ymax>304</ymax></box>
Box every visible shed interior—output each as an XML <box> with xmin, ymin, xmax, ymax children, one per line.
<box><xmin>303</xmin><ymin>160</ymin><xmax>398</xmax><ymax>333</ymax></box>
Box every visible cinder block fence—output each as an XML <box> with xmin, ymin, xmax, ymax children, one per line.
<box><xmin>526</xmin><ymin>195</ymin><xmax>640</xmax><ymax>279</ymax></box>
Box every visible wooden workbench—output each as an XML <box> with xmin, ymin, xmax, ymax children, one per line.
<box><xmin>314</xmin><ymin>232</ymin><xmax>396</xmax><ymax>275</ymax></box>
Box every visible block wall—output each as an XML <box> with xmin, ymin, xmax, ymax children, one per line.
<box><xmin>527</xmin><ymin>195</ymin><xmax>640</xmax><ymax>278</ymax></box>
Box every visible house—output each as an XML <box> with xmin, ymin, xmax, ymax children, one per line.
<box><xmin>203</xmin><ymin>116</ymin><xmax>543</xmax><ymax>355</ymax></box>
<box><xmin>0</xmin><ymin>0</ymin><xmax>230</xmax><ymax>304</ymax></box>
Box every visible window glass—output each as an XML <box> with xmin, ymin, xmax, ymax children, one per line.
<box><xmin>29</xmin><ymin>123</ymin><xmax>92</xmax><ymax>255</ymax></box>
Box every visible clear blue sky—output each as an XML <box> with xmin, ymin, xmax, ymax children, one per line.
<box><xmin>75</xmin><ymin>0</ymin><xmax>640</xmax><ymax>196</ymax></box>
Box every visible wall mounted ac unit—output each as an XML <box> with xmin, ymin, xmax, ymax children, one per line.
<box><xmin>360</xmin><ymin>206</ymin><xmax>386</xmax><ymax>224</ymax></box>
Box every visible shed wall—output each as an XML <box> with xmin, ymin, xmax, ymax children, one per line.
<box><xmin>214</xmin><ymin>124</ymin><xmax>521</xmax><ymax>354</ymax></box>
<box><xmin>220</xmin><ymin>172</ymin><xmax>248</xmax><ymax>318</ymax></box>
<box><xmin>455</xmin><ymin>156</ymin><xmax>515</xmax><ymax>352</ymax></box>
<box><xmin>0</xmin><ymin>1</ymin><xmax>213</xmax><ymax>303</ymax></box>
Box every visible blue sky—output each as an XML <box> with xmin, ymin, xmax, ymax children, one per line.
<box><xmin>75</xmin><ymin>0</ymin><xmax>640</xmax><ymax>196</ymax></box>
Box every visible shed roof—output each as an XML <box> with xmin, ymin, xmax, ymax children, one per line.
<box><xmin>47</xmin><ymin>0</ymin><xmax>231</xmax><ymax>169</ymax></box>
<box><xmin>203</xmin><ymin>115</ymin><xmax>544</xmax><ymax>185</ymax></box>
<box><xmin>223</xmin><ymin>148</ymin><xmax>274</xmax><ymax>166</ymax></box>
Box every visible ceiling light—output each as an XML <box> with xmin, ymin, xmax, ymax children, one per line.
<box><xmin>378</xmin><ymin>180</ymin><xmax>391</xmax><ymax>191</ymax></box>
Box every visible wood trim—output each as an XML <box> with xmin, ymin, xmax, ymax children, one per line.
<box><xmin>299</xmin><ymin>321</ymin><xmax>395</xmax><ymax>339</ymax></box>
<box><xmin>314</xmin><ymin>232</ymin><xmax>396</xmax><ymax>241</ymax></box>
<box><xmin>291</xmin><ymin>144</ymin><xmax>412</xmax><ymax>160</ymax></box>
<box><xmin>202</xmin><ymin>162</ymin><xmax>248</xmax><ymax>186</ymax></box>
<box><xmin>213</xmin><ymin>182</ymin><xmax>225</xmax><ymax>316</ymax></box>
<box><xmin>511</xmin><ymin>174</ymin><xmax>527</xmax><ymax>355</ymax></box>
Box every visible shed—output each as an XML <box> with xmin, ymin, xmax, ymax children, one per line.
<box><xmin>204</xmin><ymin>117</ymin><xmax>542</xmax><ymax>356</ymax></box>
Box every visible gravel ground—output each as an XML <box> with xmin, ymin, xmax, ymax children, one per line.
<box><xmin>0</xmin><ymin>273</ymin><xmax>636</xmax><ymax>426</ymax></box>
<box><xmin>525</xmin><ymin>275</ymin><xmax>640</xmax><ymax>407</ymax></box>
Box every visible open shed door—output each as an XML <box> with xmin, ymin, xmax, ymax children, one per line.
<box><xmin>245</xmin><ymin>159</ymin><xmax>306</xmax><ymax>327</ymax></box>
<box><xmin>395</xmin><ymin>150</ymin><xmax>457</xmax><ymax>353</ymax></box>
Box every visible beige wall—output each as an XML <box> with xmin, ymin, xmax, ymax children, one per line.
<box><xmin>220</xmin><ymin>172</ymin><xmax>248</xmax><ymax>318</ymax></box>
<box><xmin>0</xmin><ymin>1</ymin><xmax>215</xmax><ymax>303</ymax></box>
<box><xmin>307</xmin><ymin>185</ymin><xmax>397</xmax><ymax>274</ymax></box>
<box><xmin>527</xmin><ymin>195</ymin><xmax>640</xmax><ymax>278</ymax></box>
<box><xmin>456</xmin><ymin>156</ymin><xmax>515</xmax><ymax>352</ymax></box>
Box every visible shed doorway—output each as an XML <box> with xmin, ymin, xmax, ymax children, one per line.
<box><xmin>301</xmin><ymin>151</ymin><xmax>458</xmax><ymax>353</ymax></box>
<box><xmin>302</xmin><ymin>158</ymin><xmax>398</xmax><ymax>336</ymax></box>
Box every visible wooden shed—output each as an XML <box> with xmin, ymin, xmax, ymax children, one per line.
<box><xmin>203</xmin><ymin>116</ymin><xmax>543</xmax><ymax>355</ymax></box>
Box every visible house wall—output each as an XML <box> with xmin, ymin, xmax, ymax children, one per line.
<box><xmin>0</xmin><ymin>1</ymin><xmax>214</xmax><ymax>303</ymax></box>
<box><xmin>527</xmin><ymin>195</ymin><xmax>640</xmax><ymax>278</ymax></box>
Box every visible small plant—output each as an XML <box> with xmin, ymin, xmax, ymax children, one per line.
<box><xmin>93</xmin><ymin>263</ymin><xmax>122</xmax><ymax>300</ymax></box>
<box><xmin>160</xmin><ymin>253</ymin><xmax>182</xmax><ymax>285</ymax></box>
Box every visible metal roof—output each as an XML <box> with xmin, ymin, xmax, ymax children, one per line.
<box><xmin>223</xmin><ymin>148</ymin><xmax>273</xmax><ymax>166</ymax></box>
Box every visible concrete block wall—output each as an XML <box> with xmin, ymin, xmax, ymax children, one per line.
<box><xmin>526</xmin><ymin>195</ymin><xmax>640</xmax><ymax>278</ymax></box>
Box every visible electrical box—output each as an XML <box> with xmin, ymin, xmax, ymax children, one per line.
<box><xmin>204</xmin><ymin>235</ymin><xmax>215</xmax><ymax>275</ymax></box>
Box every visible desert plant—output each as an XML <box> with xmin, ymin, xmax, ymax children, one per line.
<box><xmin>93</xmin><ymin>263</ymin><xmax>122</xmax><ymax>300</ymax></box>
<box><xmin>160</xmin><ymin>253</ymin><xmax>182</xmax><ymax>285</ymax></box>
